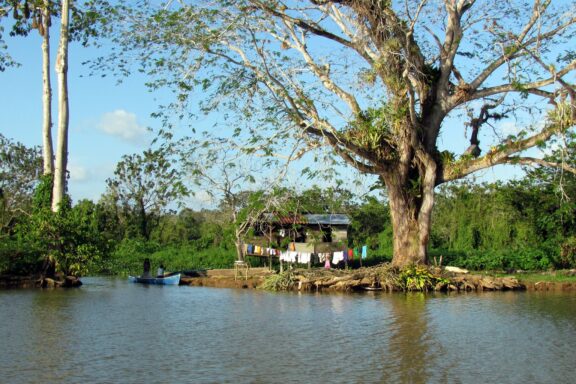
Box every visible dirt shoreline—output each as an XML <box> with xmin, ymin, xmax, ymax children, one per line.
<box><xmin>3</xmin><ymin>270</ymin><xmax>575</xmax><ymax>291</ymax></box>
<box><xmin>180</xmin><ymin>267</ymin><xmax>576</xmax><ymax>292</ymax></box>
<box><xmin>179</xmin><ymin>275</ymin><xmax>576</xmax><ymax>292</ymax></box>
<box><xmin>0</xmin><ymin>275</ymin><xmax>82</xmax><ymax>289</ymax></box>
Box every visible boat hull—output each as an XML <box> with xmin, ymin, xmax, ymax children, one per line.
<box><xmin>128</xmin><ymin>274</ymin><xmax>181</xmax><ymax>285</ymax></box>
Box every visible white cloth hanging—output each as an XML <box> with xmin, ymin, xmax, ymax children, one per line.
<box><xmin>332</xmin><ymin>251</ymin><xmax>344</xmax><ymax>265</ymax></box>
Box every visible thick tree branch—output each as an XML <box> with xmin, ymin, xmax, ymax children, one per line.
<box><xmin>467</xmin><ymin>60</ymin><xmax>576</xmax><ymax>101</ymax></box>
<box><xmin>509</xmin><ymin>156</ymin><xmax>576</xmax><ymax>175</ymax></box>
<box><xmin>465</xmin><ymin>14</ymin><xmax>576</xmax><ymax>99</ymax></box>
<box><xmin>441</xmin><ymin>122</ymin><xmax>567</xmax><ymax>183</ymax></box>
<box><xmin>251</xmin><ymin>0</ymin><xmax>374</xmax><ymax>65</ymax></box>
<box><xmin>463</xmin><ymin>96</ymin><xmax>506</xmax><ymax>158</ymax></box>
<box><xmin>283</xmin><ymin>19</ymin><xmax>362</xmax><ymax>116</ymax></box>
<box><xmin>302</xmin><ymin>123</ymin><xmax>384</xmax><ymax>174</ymax></box>
<box><xmin>438</xmin><ymin>0</ymin><xmax>472</xmax><ymax>97</ymax></box>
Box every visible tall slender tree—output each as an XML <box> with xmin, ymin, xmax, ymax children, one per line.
<box><xmin>2</xmin><ymin>0</ymin><xmax>107</xmax><ymax>210</ymax></box>
<box><xmin>0</xmin><ymin>1</ymin><xmax>55</xmax><ymax>174</ymax></box>
<box><xmin>51</xmin><ymin>0</ymin><xmax>70</xmax><ymax>212</ymax></box>
<box><xmin>41</xmin><ymin>0</ymin><xmax>54</xmax><ymax>176</ymax></box>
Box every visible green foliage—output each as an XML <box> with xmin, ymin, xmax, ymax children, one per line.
<box><xmin>260</xmin><ymin>271</ymin><xmax>296</xmax><ymax>291</ymax></box>
<box><xmin>106</xmin><ymin>147</ymin><xmax>188</xmax><ymax>240</ymax></box>
<box><xmin>5</xmin><ymin>176</ymin><xmax>110</xmax><ymax>277</ymax></box>
<box><xmin>558</xmin><ymin>236</ymin><xmax>576</xmax><ymax>269</ymax></box>
<box><xmin>150</xmin><ymin>208</ymin><xmax>202</xmax><ymax>244</ymax></box>
<box><xmin>105</xmin><ymin>237</ymin><xmax>236</xmax><ymax>276</ymax></box>
<box><xmin>295</xmin><ymin>185</ymin><xmax>356</xmax><ymax>215</ymax></box>
<box><xmin>0</xmin><ymin>239</ymin><xmax>38</xmax><ymax>275</ymax></box>
<box><xmin>0</xmin><ymin>133</ymin><xmax>42</xmax><ymax>234</ymax></box>
<box><xmin>2</xmin><ymin>0</ymin><xmax>110</xmax><ymax>45</ymax></box>
<box><xmin>398</xmin><ymin>265</ymin><xmax>446</xmax><ymax>292</ymax></box>
<box><xmin>431</xmin><ymin>173</ymin><xmax>576</xmax><ymax>271</ymax></box>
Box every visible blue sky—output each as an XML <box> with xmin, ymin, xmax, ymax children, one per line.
<box><xmin>1</xmin><ymin>15</ymin><xmax>530</xmax><ymax>206</ymax></box>
<box><xmin>1</xmin><ymin>28</ymin><xmax>165</xmax><ymax>202</ymax></box>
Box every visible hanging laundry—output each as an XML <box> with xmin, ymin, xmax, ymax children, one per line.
<box><xmin>332</xmin><ymin>251</ymin><xmax>344</xmax><ymax>265</ymax></box>
<box><xmin>280</xmin><ymin>251</ymin><xmax>291</xmax><ymax>262</ymax></box>
<box><xmin>354</xmin><ymin>248</ymin><xmax>359</xmax><ymax>259</ymax></box>
<box><xmin>247</xmin><ymin>244</ymin><xmax>254</xmax><ymax>254</ymax></box>
<box><xmin>324</xmin><ymin>256</ymin><xmax>331</xmax><ymax>269</ymax></box>
<box><xmin>300</xmin><ymin>252</ymin><xmax>311</xmax><ymax>264</ymax></box>
<box><xmin>361</xmin><ymin>245</ymin><xmax>368</xmax><ymax>259</ymax></box>
<box><xmin>288</xmin><ymin>251</ymin><xmax>298</xmax><ymax>263</ymax></box>
<box><xmin>348</xmin><ymin>248</ymin><xmax>354</xmax><ymax>261</ymax></box>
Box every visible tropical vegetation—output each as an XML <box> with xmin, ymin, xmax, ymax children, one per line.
<box><xmin>1</xmin><ymin>131</ymin><xmax>575</xmax><ymax>277</ymax></box>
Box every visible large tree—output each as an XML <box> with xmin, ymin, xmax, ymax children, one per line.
<box><xmin>179</xmin><ymin>139</ymin><xmax>289</xmax><ymax>261</ymax></box>
<box><xmin>103</xmin><ymin>0</ymin><xmax>576</xmax><ymax>267</ymax></box>
<box><xmin>1</xmin><ymin>0</ymin><xmax>58</xmax><ymax>175</ymax></box>
<box><xmin>105</xmin><ymin>147</ymin><xmax>188</xmax><ymax>240</ymax></box>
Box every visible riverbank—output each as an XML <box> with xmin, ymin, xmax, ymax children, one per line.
<box><xmin>0</xmin><ymin>275</ymin><xmax>82</xmax><ymax>289</ymax></box>
<box><xmin>3</xmin><ymin>265</ymin><xmax>576</xmax><ymax>291</ymax></box>
<box><xmin>178</xmin><ymin>265</ymin><xmax>576</xmax><ymax>292</ymax></box>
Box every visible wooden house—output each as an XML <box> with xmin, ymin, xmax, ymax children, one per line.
<box><xmin>244</xmin><ymin>213</ymin><xmax>351</xmax><ymax>257</ymax></box>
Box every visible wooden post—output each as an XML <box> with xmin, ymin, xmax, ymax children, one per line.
<box><xmin>268</xmin><ymin>225</ymin><xmax>273</xmax><ymax>271</ymax></box>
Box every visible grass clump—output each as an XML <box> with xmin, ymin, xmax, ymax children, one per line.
<box><xmin>398</xmin><ymin>264</ymin><xmax>450</xmax><ymax>292</ymax></box>
<box><xmin>260</xmin><ymin>271</ymin><xmax>296</xmax><ymax>291</ymax></box>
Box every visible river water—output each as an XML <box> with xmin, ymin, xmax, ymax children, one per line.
<box><xmin>1</xmin><ymin>277</ymin><xmax>575</xmax><ymax>384</ymax></box>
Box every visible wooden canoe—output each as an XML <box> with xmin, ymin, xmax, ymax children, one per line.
<box><xmin>128</xmin><ymin>273</ymin><xmax>181</xmax><ymax>285</ymax></box>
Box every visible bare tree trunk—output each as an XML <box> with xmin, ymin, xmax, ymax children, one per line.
<box><xmin>41</xmin><ymin>1</ymin><xmax>54</xmax><ymax>176</ymax></box>
<box><xmin>138</xmin><ymin>197</ymin><xmax>149</xmax><ymax>240</ymax></box>
<box><xmin>52</xmin><ymin>0</ymin><xmax>70</xmax><ymax>212</ymax></box>
<box><xmin>234</xmin><ymin>229</ymin><xmax>244</xmax><ymax>261</ymax></box>
<box><xmin>384</xmin><ymin>151</ymin><xmax>437</xmax><ymax>268</ymax></box>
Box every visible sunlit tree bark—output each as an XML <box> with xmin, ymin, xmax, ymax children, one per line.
<box><xmin>51</xmin><ymin>0</ymin><xmax>70</xmax><ymax>212</ymax></box>
<box><xmin>41</xmin><ymin>0</ymin><xmax>54</xmax><ymax>176</ymax></box>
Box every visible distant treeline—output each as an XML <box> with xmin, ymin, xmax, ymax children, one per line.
<box><xmin>1</xmin><ymin>134</ymin><xmax>575</xmax><ymax>276</ymax></box>
<box><xmin>1</xmin><ymin>179</ymin><xmax>575</xmax><ymax>276</ymax></box>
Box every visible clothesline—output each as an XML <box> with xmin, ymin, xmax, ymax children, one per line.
<box><xmin>243</xmin><ymin>243</ymin><xmax>369</xmax><ymax>265</ymax></box>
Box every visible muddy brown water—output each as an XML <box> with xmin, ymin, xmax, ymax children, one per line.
<box><xmin>1</xmin><ymin>277</ymin><xmax>575</xmax><ymax>383</ymax></box>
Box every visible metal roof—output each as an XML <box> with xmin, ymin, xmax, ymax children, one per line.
<box><xmin>303</xmin><ymin>214</ymin><xmax>351</xmax><ymax>226</ymax></box>
<box><xmin>261</xmin><ymin>213</ymin><xmax>351</xmax><ymax>226</ymax></box>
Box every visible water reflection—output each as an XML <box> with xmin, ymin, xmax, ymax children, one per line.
<box><xmin>378</xmin><ymin>293</ymin><xmax>436</xmax><ymax>383</ymax></box>
<box><xmin>1</xmin><ymin>279</ymin><xmax>576</xmax><ymax>384</ymax></box>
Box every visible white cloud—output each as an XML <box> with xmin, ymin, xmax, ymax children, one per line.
<box><xmin>97</xmin><ymin>109</ymin><xmax>148</xmax><ymax>143</ymax></box>
<box><xmin>69</xmin><ymin>164</ymin><xmax>88</xmax><ymax>181</ymax></box>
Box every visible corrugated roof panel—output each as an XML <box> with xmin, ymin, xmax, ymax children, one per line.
<box><xmin>303</xmin><ymin>214</ymin><xmax>351</xmax><ymax>225</ymax></box>
<box><xmin>261</xmin><ymin>213</ymin><xmax>351</xmax><ymax>225</ymax></box>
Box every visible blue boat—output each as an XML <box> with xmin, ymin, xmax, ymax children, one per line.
<box><xmin>128</xmin><ymin>273</ymin><xmax>181</xmax><ymax>285</ymax></box>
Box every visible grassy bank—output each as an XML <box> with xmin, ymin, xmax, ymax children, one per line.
<box><xmin>508</xmin><ymin>270</ymin><xmax>576</xmax><ymax>284</ymax></box>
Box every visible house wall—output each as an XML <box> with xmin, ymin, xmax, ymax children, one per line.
<box><xmin>314</xmin><ymin>242</ymin><xmax>347</xmax><ymax>253</ymax></box>
<box><xmin>332</xmin><ymin>228</ymin><xmax>348</xmax><ymax>243</ymax></box>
